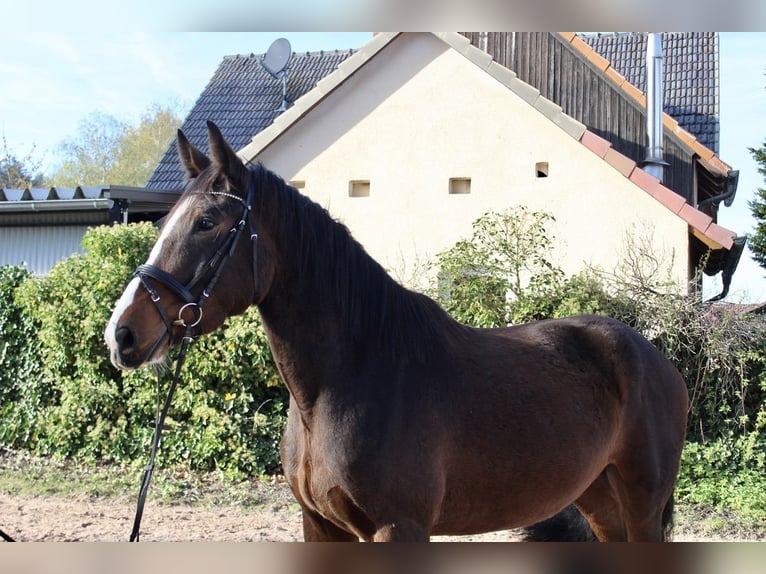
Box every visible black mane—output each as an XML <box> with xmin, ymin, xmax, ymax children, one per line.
<box><xmin>249</xmin><ymin>164</ymin><xmax>463</xmax><ymax>362</ymax></box>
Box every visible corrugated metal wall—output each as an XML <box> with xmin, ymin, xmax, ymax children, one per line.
<box><xmin>0</xmin><ymin>226</ymin><xmax>90</xmax><ymax>275</ymax></box>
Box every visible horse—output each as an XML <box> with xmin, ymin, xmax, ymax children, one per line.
<box><xmin>104</xmin><ymin>121</ymin><xmax>688</xmax><ymax>542</ymax></box>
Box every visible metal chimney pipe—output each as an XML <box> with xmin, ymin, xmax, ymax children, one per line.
<box><xmin>644</xmin><ymin>33</ymin><xmax>668</xmax><ymax>181</ymax></box>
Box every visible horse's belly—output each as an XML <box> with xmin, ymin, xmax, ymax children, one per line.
<box><xmin>431</xmin><ymin>443</ymin><xmax>611</xmax><ymax>535</ymax></box>
<box><xmin>431</xmin><ymin>485</ymin><xmax>583</xmax><ymax>536</ymax></box>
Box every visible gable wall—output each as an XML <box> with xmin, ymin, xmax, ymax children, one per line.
<box><xmin>255</xmin><ymin>33</ymin><xmax>689</xmax><ymax>289</ymax></box>
<box><xmin>462</xmin><ymin>32</ymin><xmax>696</xmax><ymax>204</ymax></box>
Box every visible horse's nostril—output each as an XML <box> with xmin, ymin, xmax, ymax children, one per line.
<box><xmin>115</xmin><ymin>326</ymin><xmax>136</xmax><ymax>354</ymax></box>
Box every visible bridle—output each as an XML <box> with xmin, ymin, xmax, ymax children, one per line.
<box><xmin>134</xmin><ymin>180</ymin><xmax>258</xmax><ymax>354</ymax></box>
<box><xmin>128</xmin><ymin>175</ymin><xmax>258</xmax><ymax>542</ymax></box>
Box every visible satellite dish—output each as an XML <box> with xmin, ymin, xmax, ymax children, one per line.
<box><xmin>262</xmin><ymin>38</ymin><xmax>291</xmax><ymax>79</ymax></box>
<box><xmin>261</xmin><ymin>38</ymin><xmax>292</xmax><ymax>112</ymax></box>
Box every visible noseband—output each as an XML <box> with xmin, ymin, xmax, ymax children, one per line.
<box><xmin>133</xmin><ymin>178</ymin><xmax>258</xmax><ymax>351</ymax></box>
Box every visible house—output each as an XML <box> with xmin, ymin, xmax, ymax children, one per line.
<box><xmin>229</xmin><ymin>32</ymin><xmax>741</xmax><ymax>296</ymax></box>
<box><xmin>457</xmin><ymin>32</ymin><xmax>743</xmax><ymax>297</ymax></box>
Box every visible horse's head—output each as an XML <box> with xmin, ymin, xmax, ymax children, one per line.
<box><xmin>105</xmin><ymin>121</ymin><xmax>274</xmax><ymax>369</ymax></box>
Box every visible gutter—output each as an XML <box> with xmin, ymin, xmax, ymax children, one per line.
<box><xmin>706</xmin><ymin>235</ymin><xmax>747</xmax><ymax>302</ymax></box>
<box><xmin>697</xmin><ymin>169</ymin><xmax>740</xmax><ymax>209</ymax></box>
<box><xmin>0</xmin><ymin>198</ymin><xmax>113</xmax><ymax>213</ymax></box>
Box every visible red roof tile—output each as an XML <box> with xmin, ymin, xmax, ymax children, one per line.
<box><xmin>604</xmin><ymin>148</ymin><xmax>636</xmax><ymax>177</ymax></box>
<box><xmin>580</xmin><ymin>130</ymin><xmax>612</xmax><ymax>158</ymax></box>
<box><xmin>580</xmin><ymin>129</ymin><xmax>735</xmax><ymax>250</ymax></box>
<box><xmin>679</xmin><ymin>203</ymin><xmax>714</xmax><ymax>234</ymax></box>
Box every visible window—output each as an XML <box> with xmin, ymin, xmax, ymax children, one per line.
<box><xmin>289</xmin><ymin>180</ymin><xmax>305</xmax><ymax>190</ymax></box>
<box><xmin>349</xmin><ymin>180</ymin><xmax>370</xmax><ymax>197</ymax></box>
<box><xmin>449</xmin><ymin>177</ymin><xmax>471</xmax><ymax>195</ymax></box>
<box><xmin>536</xmin><ymin>162</ymin><xmax>549</xmax><ymax>178</ymax></box>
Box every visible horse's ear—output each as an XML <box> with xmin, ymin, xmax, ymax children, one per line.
<box><xmin>177</xmin><ymin>129</ymin><xmax>210</xmax><ymax>178</ymax></box>
<box><xmin>207</xmin><ymin>121</ymin><xmax>248</xmax><ymax>193</ymax></box>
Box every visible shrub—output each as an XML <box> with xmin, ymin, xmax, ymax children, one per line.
<box><xmin>0</xmin><ymin>264</ymin><xmax>41</xmax><ymax>446</ymax></box>
<box><xmin>3</xmin><ymin>223</ymin><xmax>287</xmax><ymax>477</ymax></box>
<box><xmin>155</xmin><ymin>306</ymin><xmax>287</xmax><ymax>476</ymax></box>
<box><xmin>13</xmin><ymin>222</ymin><xmax>159</xmax><ymax>459</ymax></box>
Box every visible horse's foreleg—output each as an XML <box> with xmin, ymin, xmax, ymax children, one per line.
<box><xmin>301</xmin><ymin>509</ymin><xmax>358</xmax><ymax>541</ymax></box>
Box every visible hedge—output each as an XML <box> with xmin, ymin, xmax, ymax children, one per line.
<box><xmin>0</xmin><ymin>223</ymin><xmax>287</xmax><ymax>477</ymax></box>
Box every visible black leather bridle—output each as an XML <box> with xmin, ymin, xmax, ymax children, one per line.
<box><xmin>128</xmin><ymin>177</ymin><xmax>257</xmax><ymax>542</ymax></box>
<box><xmin>133</xmin><ymin>179</ymin><xmax>258</xmax><ymax>353</ymax></box>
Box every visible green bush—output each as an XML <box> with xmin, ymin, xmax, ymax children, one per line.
<box><xmin>13</xmin><ymin>222</ymin><xmax>160</xmax><ymax>459</ymax></box>
<box><xmin>0</xmin><ymin>264</ymin><xmax>41</xmax><ymax>446</ymax></box>
<box><xmin>430</xmin><ymin>207</ymin><xmax>624</xmax><ymax>326</ymax></box>
<box><xmin>2</xmin><ymin>223</ymin><xmax>287</xmax><ymax>477</ymax></box>
<box><xmin>157</xmin><ymin>306</ymin><xmax>287</xmax><ymax>477</ymax></box>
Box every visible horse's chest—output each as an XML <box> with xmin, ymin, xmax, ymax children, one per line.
<box><xmin>285</xmin><ymin>416</ymin><xmax>374</xmax><ymax>535</ymax></box>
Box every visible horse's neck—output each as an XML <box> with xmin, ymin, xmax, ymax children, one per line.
<box><xmin>258</xmin><ymin>297</ymin><xmax>346</xmax><ymax>421</ymax></box>
<box><xmin>255</xmin><ymin>236</ymin><xmax>353</xmax><ymax>396</ymax></box>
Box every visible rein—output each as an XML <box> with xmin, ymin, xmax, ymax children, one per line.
<box><xmin>128</xmin><ymin>178</ymin><xmax>257</xmax><ymax>542</ymax></box>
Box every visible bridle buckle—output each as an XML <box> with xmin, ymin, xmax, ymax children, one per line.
<box><xmin>174</xmin><ymin>302</ymin><xmax>203</xmax><ymax>328</ymax></box>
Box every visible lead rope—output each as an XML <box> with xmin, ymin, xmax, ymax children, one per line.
<box><xmin>129</xmin><ymin>178</ymin><xmax>257</xmax><ymax>541</ymax></box>
<box><xmin>129</xmin><ymin>326</ymin><xmax>194</xmax><ymax>542</ymax></box>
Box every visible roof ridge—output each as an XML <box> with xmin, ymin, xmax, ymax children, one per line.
<box><xmin>560</xmin><ymin>32</ymin><xmax>731</xmax><ymax>175</ymax></box>
<box><xmin>222</xmin><ymin>48</ymin><xmax>357</xmax><ymax>60</ymax></box>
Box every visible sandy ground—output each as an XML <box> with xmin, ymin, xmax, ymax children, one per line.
<box><xmin>0</xmin><ymin>489</ymin><xmax>748</xmax><ymax>542</ymax></box>
<box><xmin>0</xmin><ymin>487</ymin><xmax>530</xmax><ymax>542</ymax></box>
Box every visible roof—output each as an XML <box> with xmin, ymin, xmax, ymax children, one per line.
<box><xmin>0</xmin><ymin>186</ymin><xmax>113</xmax><ymax>226</ymax></box>
<box><xmin>240</xmin><ymin>32</ymin><xmax>737</xmax><ymax>253</ymax></box>
<box><xmin>579</xmin><ymin>32</ymin><xmax>720</xmax><ymax>155</ymax></box>
<box><xmin>146</xmin><ymin>49</ymin><xmax>355</xmax><ymax>190</ymax></box>
<box><xmin>0</xmin><ymin>185</ymin><xmax>180</xmax><ymax>226</ymax></box>
<box><xmin>561</xmin><ymin>32</ymin><xmax>731</xmax><ymax>178</ymax></box>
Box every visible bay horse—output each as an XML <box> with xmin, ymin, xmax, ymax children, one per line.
<box><xmin>105</xmin><ymin>121</ymin><xmax>688</xmax><ymax>542</ymax></box>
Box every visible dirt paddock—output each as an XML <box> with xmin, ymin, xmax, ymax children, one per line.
<box><xmin>0</xmin><ymin>490</ymin><xmax>743</xmax><ymax>542</ymax></box>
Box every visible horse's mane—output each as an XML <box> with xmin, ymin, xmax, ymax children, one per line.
<box><xmin>248</xmin><ymin>164</ymin><xmax>464</xmax><ymax>362</ymax></box>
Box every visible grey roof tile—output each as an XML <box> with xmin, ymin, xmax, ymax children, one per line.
<box><xmin>579</xmin><ymin>32</ymin><xmax>720</xmax><ymax>154</ymax></box>
<box><xmin>146</xmin><ymin>49</ymin><xmax>355</xmax><ymax>190</ymax></box>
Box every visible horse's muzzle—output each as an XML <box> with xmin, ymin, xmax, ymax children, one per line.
<box><xmin>106</xmin><ymin>320</ymin><xmax>166</xmax><ymax>370</ymax></box>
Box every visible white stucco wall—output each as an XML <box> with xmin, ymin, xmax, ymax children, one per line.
<box><xmin>253</xmin><ymin>33</ymin><xmax>690</xmax><ymax>290</ymax></box>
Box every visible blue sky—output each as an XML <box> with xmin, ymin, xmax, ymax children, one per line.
<box><xmin>2</xmin><ymin>32</ymin><xmax>765</xmax><ymax>302</ymax></box>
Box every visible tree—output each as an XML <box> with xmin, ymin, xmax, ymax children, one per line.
<box><xmin>48</xmin><ymin>103</ymin><xmax>182</xmax><ymax>187</ymax></box>
<box><xmin>110</xmin><ymin>103</ymin><xmax>183</xmax><ymax>186</ymax></box>
<box><xmin>0</xmin><ymin>135</ymin><xmax>44</xmax><ymax>189</ymax></box>
<box><xmin>748</xmin><ymin>140</ymin><xmax>766</xmax><ymax>271</ymax></box>
<box><xmin>50</xmin><ymin>111</ymin><xmax>125</xmax><ymax>186</ymax></box>
<box><xmin>430</xmin><ymin>207</ymin><xmax>567</xmax><ymax>327</ymax></box>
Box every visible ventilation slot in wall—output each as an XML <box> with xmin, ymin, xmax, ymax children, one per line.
<box><xmin>449</xmin><ymin>177</ymin><xmax>471</xmax><ymax>195</ymax></box>
<box><xmin>349</xmin><ymin>180</ymin><xmax>370</xmax><ymax>197</ymax></box>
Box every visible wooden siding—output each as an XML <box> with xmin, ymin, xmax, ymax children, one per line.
<box><xmin>463</xmin><ymin>32</ymin><xmax>695</xmax><ymax>203</ymax></box>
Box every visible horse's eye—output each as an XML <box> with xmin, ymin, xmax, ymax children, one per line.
<box><xmin>197</xmin><ymin>217</ymin><xmax>216</xmax><ymax>231</ymax></box>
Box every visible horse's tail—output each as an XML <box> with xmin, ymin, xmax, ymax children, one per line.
<box><xmin>520</xmin><ymin>494</ymin><xmax>675</xmax><ymax>542</ymax></box>
<box><xmin>661</xmin><ymin>493</ymin><xmax>675</xmax><ymax>541</ymax></box>
<box><xmin>520</xmin><ymin>505</ymin><xmax>597</xmax><ymax>542</ymax></box>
